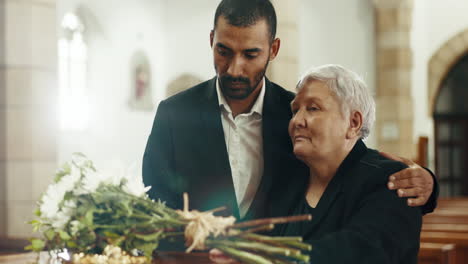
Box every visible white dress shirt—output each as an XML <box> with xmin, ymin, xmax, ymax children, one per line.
<box><xmin>216</xmin><ymin>78</ymin><xmax>265</xmax><ymax>218</ymax></box>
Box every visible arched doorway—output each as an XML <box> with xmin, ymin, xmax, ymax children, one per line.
<box><xmin>434</xmin><ymin>53</ymin><xmax>468</xmax><ymax>197</ymax></box>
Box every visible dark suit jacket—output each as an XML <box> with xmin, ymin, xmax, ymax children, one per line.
<box><xmin>142</xmin><ymin>77</ymin><xmax>307</xmax><ymax>220</ymax></box>
<box><xmin>276</xmin><ymin>140</ymin><xmax>422</xmax><ymax>264</ymax></box>
<box><xmin>143</xmin><ymin>76</ymin><xmax>438</xmax><ymax>223</ymax></box>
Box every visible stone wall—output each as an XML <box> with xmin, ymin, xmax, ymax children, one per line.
<box><xmin>0</xmin><ymin>0</ymin><xmax>58</xmax><ymax>238</ymax></box>
<box><xmin>428</xmin><ymin>29</ymin><xmax>468</xmax><ymax>113</ymax></box>
<box><xmin>373</xmin><ymin>0</ymin><xmax>415</xmax><ymax>157</ymax></box>
<box><xmin>269</xmin><ymin>0</ymin><xmax>299</xmax><ymax>92</ymax></box>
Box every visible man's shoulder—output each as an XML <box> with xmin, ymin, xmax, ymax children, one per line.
<box><xmin>162</xmin><ymin>78</ymin><xmax>214</xmax><ymax>106</ymax></box>
<box><xmin>267</xmin><ymin>80</ymin><xmax>296</xmax><ymax>102</ymax></box>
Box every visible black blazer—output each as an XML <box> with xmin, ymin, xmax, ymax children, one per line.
<box><xmin>276</xmin><ymin>140</ymin><xmax>422</xmax><ymax>264</ymax></box>
<box><xmin>142</xmin><ymin>77</ymin><xmax>307</xmax><ymax>220</ymax></box>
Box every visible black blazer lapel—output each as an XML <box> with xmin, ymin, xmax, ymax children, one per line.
<box><xmin>302</xmin><ymin>177</ymin><xmax>344</xmax><ymax>238</ymax></box>
<box><xmin>301</xmin><ymin>140</ymin><xmax>368</xmax><ymax>238</ymax></box>
<box><xmin>244</xmin><ymin>79</ymin><xmax>295</xmax><ymax>220</ymax></box>
<box><xmin>198</xmin><ymin>77</ymin><xmax>240</xmax><ymax>218</ymax></box>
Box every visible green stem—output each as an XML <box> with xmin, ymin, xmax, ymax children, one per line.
<box><xmin>132</xmin><ymin>213</ymin><xmax>154</xmax><ymax>220</ymax></box>
<box><xmin>233</xmin><ymin>225</ymin><xmax>275</xmax><ymax>236</ymax></box>
<box><xmin>208</xmin><ymin>240</ymin><xmax>291</xmax><ymax>257</ymax></box>
<box><xmin>159</xmin><ymin>218</ymin><xmax>188</xmax><ymax>226</ymax></box>
<box><xmin>162</xmin><ymin>231</ymin><xmax>185</xmax><ymax>238</ymax></box>
<box><xmin>93</xmin><ymin>224</ymin><xmax>126</xmax><ymax>229</ymax></box>
<box><xmin>281</xmin><ymin>240</ymin><xmax>312</xmax><ymax>251</ymax></box>
<box><xmin>242</xmin><ymin>233</ymin><xmax>311</xmax><ymax>252</ymax></box>
<box><xmin>231</xmin><ymin>215</ymin><xmax>312</xmax><ymax>229</ymax></box>
<box><xmin>216</xmin><ymin>245</ymin><xmax>274</xmax><ymax>264</ymax></box>
<box><xmin>244</xmin><ymin>233</ymin><xmax>303</xmax><ymax>242</ymax></box>
<box><xmin>237</xmin><ymin>237</ymin><xmax>302</xmax><ymax>256</ymax></box>
<box><xmin>286</xmin><ymin>251</ymin><xmax>310</xmax><ymax>263</ymax></box>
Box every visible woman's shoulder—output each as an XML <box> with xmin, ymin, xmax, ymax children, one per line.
<box><xmin>348</xmin><ymin>148</ymin><xmax>409</xmax><ymax>186</ymax></box>
<box><xmin>361</xmin><ymin>148</ymin><xmax>408</xmax><ymax>171</ymax></box>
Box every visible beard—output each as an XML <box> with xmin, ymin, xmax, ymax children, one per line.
<box><xmin>218</xmin><ymin>60</ymin><xmax>269</xmax><ymax>100</ymax></box>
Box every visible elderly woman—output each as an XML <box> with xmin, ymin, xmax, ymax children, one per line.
<box><xmin>276</xmin><ymin>64</ymin><xmax>422</xmax><ymax>264</ymax></box>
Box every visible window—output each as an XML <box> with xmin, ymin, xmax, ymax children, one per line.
<box><xmin>58</xmin><ymin>13</ymin><xmax>88</xmax><ymax>131</ymax></box>
<box><xmin>434</xmin><ymin>53</ymin><xmax>468</xmax><ymax>197</ymax></box>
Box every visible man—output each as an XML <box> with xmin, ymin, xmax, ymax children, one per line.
<box><xmin>143</xmin><ymin>0</ymin><xmax>437</xmax><ymax>221</ymax></box>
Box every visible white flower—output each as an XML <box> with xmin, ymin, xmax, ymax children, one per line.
<box><xmin>52</xmin><ymin>200</ymin><xmax>76</xmax><ymax>229</ymax></box>
<box><xmin>40</xmin><ymin>167</ymin><xmax>80</xmax><ymax>223</ymax></box>
<box><xmin>123</xmin><ymin>175</ymin><xmax>151</xmax><ymax>197</ymax></box>
<box><xmin>58</xmin><ymin>167</ymin><xmax>81</xmax><ymax>190</ymax></box>
<box><xmin>71</xmin><ymin>153</ymin><xmax>91</xmax><ymax>169</ymax></box>
<box><xmin>40</xmin><ymin>184</ymin><xmax>61</xmax><ymax>219</ymax></box>
<box><xmin>76</xmin><ymin>170</ymin><xmax>104</xmax><ymax>195</ymax></box>
<box><xmin>75</xmin><ymin>167</ymin><xmax>126</xmax><ymax>195</ymax></box>
<box><xmin>98</xmin><ymin>167</ymin><xmax>126</xmax><ymax>187</ymax></box>
<box><xmin>38</xmin><ymin>157</ymin><xmax>152</xmax><ymax>231</ymax></box>
<box><xmin>118</xmin><ymin>163</ymin><xmax>151</xmax><ymax>197</ymax></box>
<box><xmin>70</xmin><ymin>220</ymin><xmax>81</xmax><ymax>236</ymax></box>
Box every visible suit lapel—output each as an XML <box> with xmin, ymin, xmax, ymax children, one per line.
<box><xmin>302</xmin><ymin>175</ymin><xmax>344</xmax><ymax>238</ymax></box>
<box><xmin>301</xmin><ymin>140</ymin><xmax>368</xmax><ymax>238</ymax></box>
<box><xmin>198</xmin><ymin>77</ymin><xmax>240</xmax><ymax>218</ymax></box>
<box><xmin>245</xmin><ymin>79</ymin><xmax>293</xmax><ymax>220</ymax></box>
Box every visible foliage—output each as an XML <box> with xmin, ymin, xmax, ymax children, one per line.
<box><xmin>28</xmin><ymin>154</ymin><xmax>311</xmax><ymax>264</ymax></box>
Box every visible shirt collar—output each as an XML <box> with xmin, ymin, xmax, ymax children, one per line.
<box><xmin>216</xmin><ymin>77</ymin><xmax>266</xmax><ymax>116</ymax></box>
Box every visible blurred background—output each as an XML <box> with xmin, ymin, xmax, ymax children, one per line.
<box><xmin>1</xmin><ymin>0</ymin><xmax>467</xmax><ymax>240</ymax></box>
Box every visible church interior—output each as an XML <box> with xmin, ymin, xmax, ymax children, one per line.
<box><xmin>1</xmin><ymin>0</ymin><xmax>468</xmax><ymax>263</ymax></box>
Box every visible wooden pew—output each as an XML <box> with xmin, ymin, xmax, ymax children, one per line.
<box><xmin>424</xmin><ymin>215</ymin><xmax>468</xmax><ymax>224</ymax></box>
<box><xmin>437</xmin><ymin>199</ymin><xmax>468</xmax><ymax>208</ymax></box>
<box><xmin>0</xmin><ymin>252</ymin><xmax>37</xmax><ymax>264</ymax></box>
<box><xmin>423</xmin><ymin>224</ymin><xmax>468</xmax><ymax>233</ymax></box>
<box><xmin>418</xmin><ymin>242</ymin><xmax>456</xmax><ymax>264</ymax></box>
<box><xmin>431</xmin><ymin>209</ymin><xmax>468</xmax><ymax>216</ymax></box>
<box><xmin>420</xmin><ymin>231</ymin><xmax>468</xmax><ymax>264</ymax></box>
<box><xmin>437</xmin><ymin>204</ymin><xmax>468</xmax><ymax>209</ymax></box>
<box><xmin>432</xmin><ymin>208</ymin><xmax>468</xmax><ymax>215</ymax></box>
<box><xmin>421</xmin><ymin>200</ymin><xmax>468</xmax><ymax>263</ymax></box>
<box><xmin>0</xmin><ymin>237</ymin><xmax>29</xmax><ymax>255</ymax></box>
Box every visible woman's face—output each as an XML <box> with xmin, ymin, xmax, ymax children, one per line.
<box><xmin>288</xmin><ymin>80</ymin><xmax>349</xmax><ymax>163</ymax></box>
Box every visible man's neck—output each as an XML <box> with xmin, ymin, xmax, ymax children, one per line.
<box><xmin>227</xmin><ymin>86</ymin><xmax>262</xmax><ymax>118</ymax></box>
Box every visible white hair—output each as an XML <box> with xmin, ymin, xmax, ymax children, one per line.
<box><xmin>296</xmin><ymin>64</ymin><xmax>376</xmax><ymax>139</ymax></box>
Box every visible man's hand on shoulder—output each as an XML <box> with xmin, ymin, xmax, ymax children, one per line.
<box><xmin>380</xmin><ymin>151</ymin><xmax>434</xmax><ymax>207</ymax></box>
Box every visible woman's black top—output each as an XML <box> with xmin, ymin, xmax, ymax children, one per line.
<box><xmin>275</xmin><ymin>139</ymin><xmax>422</xmax><ymax>264</ymax></box>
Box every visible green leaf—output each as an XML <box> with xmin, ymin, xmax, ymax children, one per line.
<box><xmin>63</xmin><ymin>191</ymin><xmax>74</xmax><ymax>201</ymax></box>
<box><xmin>78</xmin><ymin>230</ymin><xmax>97</xmax><ymax>249</ymax></box>
<box><xmin>136</xmin><ymin>243</ymin><xmax>158</xmax><ymax>258</ymax></box>
<box><xmin>113</xmin><ymin>236</ymin><xmax>126</xmax><ymax>247</ymax></box>
<box><xmin>120</xmin><ymin>199</ymin><xmax>132</xmax><ymax>214</ymax></box>
<box><xmin>29</xmin><ymin>220</ymin><xmax>42</xmax><ymax>232</ymax></box>
<box><xmin>84</xmin><ymin>209</ymin><xmax>94</xmax><ymax>226</ymax></box>
<box><xmin>55</xmin><ymin>163</ymin><xmax>71</xmax><ymax>183</ymax></box>
<box><xmin>66</xmin><ymin>241</ymin><xmax>79</xmax><ymax>248</ymax></box>
<box><xmin>134</xmin><ymin>230</ymin><xmax>164</xmax><ymax>242</ymax></box>
<box><xmin>59</xmin><ymin>230</ymin><xmax>71</xmax><ymax>240</ymax></box>
<box><xmin>45</xmin><ymin>229</ymin><xmax>56</xmax><ymax>241</ymax></box>
<box><xmin>102</xmin><ymin>231</ymin><xmax>121</xmax><ymax>239</ymax></box>
<box><xmin>34</xmin><ymin>209</ymin><xmax>41</xmax><ymax>217</ymax></box>
<box><xmin>29</xmin><ymin>219</ymin><xmax>40</xmax><ymax>225</ymax></box>
<box><xmin>28</xmin><ymin>238</ymin><xmax>45</xmax><ymax>252</ymax></box>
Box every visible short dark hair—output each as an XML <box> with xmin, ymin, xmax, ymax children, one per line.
<box><xmin>213</xmin><ymin>0</ymin><xmax>277</xmax><ymax>42</ymax></box>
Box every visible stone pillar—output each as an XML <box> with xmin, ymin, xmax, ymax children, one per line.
<box><xmin>269</xmin><ymin>0</ymin><xmax>299</xmax><ymax>92</ymax></box>
<box><xmin>373</xmin><ymin>0</ymin><xmax>415</xmax><ymax>158</ymax></box>
<box><xmin>0</xmin><ymin>0</ymin><xmax>57</xmax><ymax>238</ymax></box>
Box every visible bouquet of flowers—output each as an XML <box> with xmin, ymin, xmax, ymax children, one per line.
<box><xmin>28</xmin><ymin>153</ymin><xmax>312</xmax><ymax>264</ymax></box>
